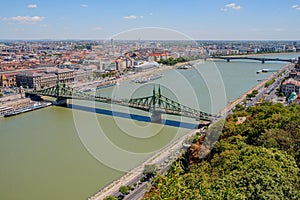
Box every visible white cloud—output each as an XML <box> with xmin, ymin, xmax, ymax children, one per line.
<box><xmin>292</xmin><ymin>4</ymin><xmax>300</xmax><ymax>10</ymax></box>
<box><xmin>81</xmin><ymin>4</ymin><xmax>88</xmax><ymax>8</ymax></box>
<box><xmin>123</xmin><ymin>15</ymin><xmax>144</xmax><ymax>20</ymax></box>
<box><xmin>27</xmin><ymin>4</ymin><xmax>37</xmax><ymax>8</ymax></box>
<box><xmin>222</xmin><ymin>3</ymin><xmax>242</xmax><ymax>11</ymax></box>
<box><xmin>123</xmin><ymin>15</ymin><xmax>138</xmax><ymax>20</ymax></box>
<box><xmin>94</xmin><ymin>27</ymin><xmax>102</xmax><ymax>31</ymax></box>
<box><xmin>2</xmin><ymin>16</ymin><xmax>45</xmax><ymax>24</ymax></box>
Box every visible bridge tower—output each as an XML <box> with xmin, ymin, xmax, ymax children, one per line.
<box><xmin>53</xmin><ymin>80</ymin><xmax>67</xmax><ymax>106</ymax></box>
<box><xmin>150</xmin><ymin>85</ymin><xmax>164</xmax><ymax>123</ymax></box>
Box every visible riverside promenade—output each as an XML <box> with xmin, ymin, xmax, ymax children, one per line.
<box><xmin>218</xmin><ymin>62</ymin><xmax>293</xmax><ymax>116</ymax></box>
<box><xmin>89</xmin><ymin>129</ymin><xmax>201</xmax><ymax>200</ymax></box>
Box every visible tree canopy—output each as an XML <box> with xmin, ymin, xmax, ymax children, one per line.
<box><xmin>144</xmin><ymin>102</ymin><xmax>300</xmax><ymax>199</ymax></box>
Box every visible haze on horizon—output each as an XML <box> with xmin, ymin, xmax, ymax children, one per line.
<box><xmin>1</xmin><ymin>0</ymin><xmax>300</xmax><ymax>40</ymax></box>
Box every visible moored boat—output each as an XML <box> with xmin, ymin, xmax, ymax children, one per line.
<box><xmin>133</xmin><ymin>74</ymin><xmax>164</xmax><ymax>84</ymax></box>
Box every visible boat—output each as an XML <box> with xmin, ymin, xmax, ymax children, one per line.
<box><xmin>133</xmin><ymin>74</ymin><xmax>164</xmax><ymax>84</ymax></box>
<box><xmin>149</xmin><ymin>74</ymin><xmax>164</xmax><ymax>81</ymax></box>
<box><xmin>96</xmin><ymin>82</ymin><xmax>117</xmax><ymax>90</ymax></box>
<box><xmin>4</xmin><ymin>102</ymin><xmax>52</xmax><ymax>117</ymax></box>
<box><xmin>133</xmin><ymin>77</ymin><xmax>149</xmax><ymax>83</ymax></box>
<box><xmin>0</xmin><ymin>106</ymin><xmax>14</xmax><ymax>117</ymax></box>
<box><xmin>257</xmin><ymin>79</ymin><xmax>266</xmax><ymax>82</ymax></box>
<box><xmin>177</xmin><ymin>64</ymin><xmax>193</xmax><ymax>69</ymax></box>
<box><xmin>257</xmin><ymin>69</ymin><xmax>277</xmax><ymax>74</ymax></box>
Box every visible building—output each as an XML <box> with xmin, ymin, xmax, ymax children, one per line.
<box><xmin>134</xmin><ymin>61</ymin><xmax>159</xmax><ymax>72</ymax></box>
<box><xmin>40</xmin><ymin>73</ymin><xmax>57</xmax><ymax>88</ymax></box>
<box><xmin>74</xmin><ymin>67</ymin><xmax>93</xmax><ymax>82</ymax></box>
<box><xmin>115</xmin><ymin>57</ymin><xmax>134</xmax><ymax>71</ymax></box>
<box><xmin>115</xmin><ymin>58</ymin><xmax>126</xmax><ymax>71</ymax></box>
<box><xmin>281</xmin><ymin>78</ymin><xmax>300</xmax><ymax>95</ymax></box>
<box><xmin>16</xmin><ymin>71</ymin><xmax>42</xmax><ymax>89</ymax></box>
<box><xmin>16</xmin><ymin>67</ymin><xmax>74</xmax><ymax>89</ymax></box>
<box><xmin>289</xmin><ymin>71</ymin><xmax>300</xmax><ymax>81</ymax></box>
<box><xmin>0</xmin><ymin>73</ymin><xmax>17</xmax><ymax>87</ymax></box>
<box><xmin>55</xmin><ymin>68</ymin><xmax>74</xmax><ymax>83</ymax></box>
<box><xmin>148</xmin><ymin>53</ymin><xmax>169</xmax><ymax>62</ymax></box>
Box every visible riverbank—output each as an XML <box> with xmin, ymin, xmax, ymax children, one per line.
<box><xmin>115</xmin><ymin>59</ymin><xmax>203</xmax><ymax>84</ymax></box>
<box><xmin>89</xmin><ymin>128</ymin><xmax>201</xmax><ymax>200</ymax></box>
<box><xmin>218</xmin><ymin>62</ymin><xmax>293</xmax><ymax>116</ymax></box>
<box><xmin>77</xmin><ymin>52</ymin><xmax>296</xmax><ymax>91</ymax></box>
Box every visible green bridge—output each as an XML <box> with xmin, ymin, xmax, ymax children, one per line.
<box><xmin>26</xmin><ymin>82</ymin><xmax>215</xmax><ymax>122</ymax></box>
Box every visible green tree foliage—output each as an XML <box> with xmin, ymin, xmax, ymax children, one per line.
<box><xmin>144</xmin><ymin>103</ymin><xmax>300</xmax><ymax>199</ymax></box>
<box><xmin>103</xmin><ymin>196</ymin><xmax>118</xmax><ymax>200</ymax></box>
<box><xmin>265</xmin><ymin>78</ymin><xmax>275</xmax><ymax>88</ymax></box>
<box><xmin>246</xmin><ymin>89</ymin><xmax>259</xmax><ymax>99</ymax></box>
<box><xmin>143</xmin><ymin>164</ymin><xmax>158</xmax><ymax>180</ymax></box>
<box><xmin>158</xmin><ymin>57</ymin><xmax>188</xmax><ymax>65</ymax></box>
<box><xmin>119</xmin><ymin>185</ymin><xmax>131</xmax><ymax>195</ymax></box>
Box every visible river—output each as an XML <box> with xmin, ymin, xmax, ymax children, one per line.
<box><xmin>0</xmin><ymin>53</ymin><xmax>298</xmax><ymax>200</ymax></box>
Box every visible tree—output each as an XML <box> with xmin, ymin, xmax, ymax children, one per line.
<box><xmin>104</xmin><ymin>196</ymin><xmax>118</xmax><ymax>200</ymax></box>
<box><xmin>234</xmin><ymin>104</ymin><xmax>245</xmax><ymax>111</ymax></box>
<box><xmin>143</xmin><ymin>164</ymin><xmax>158</xmax><ymax>179</ymax></box>
<box><xmin>145</xmin><ymin>103</ymin><xmax>300</xmax><ymax>200</ymax></box>
<box><xmin>212</xmin><ymin>146</ymin><xmax>300</xmax><ymax>199</ymax></box>
<box><xmin>119</xmin><ymin>185</ymin><xmax>130</xmax><ymax>195</ymax></box>
<box><xmin>252</xmin><ymin>89</ymin><xmax>258</xmax><ymax>95</ymax></box>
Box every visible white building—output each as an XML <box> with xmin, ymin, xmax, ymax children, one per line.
<box><xmin>281</xmin><ymin>78</ymin><xmax>300</xmax><ymax>95</ymax></box>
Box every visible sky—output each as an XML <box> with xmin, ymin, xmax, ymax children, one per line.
<box><xmin>1</xmin><ymin>0</ymin><xmax>300</xmax><ymax>40</ymax></box>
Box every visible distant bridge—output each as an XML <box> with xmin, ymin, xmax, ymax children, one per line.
<box><xmin>26</xmin><ymin>82</ymin><xmax>215</xmax><ymax>122</ymax></box>
<box><xmin>212</xmin><ymin>56</ymin><xmax>297</xmax><ymax>64</ymax></box>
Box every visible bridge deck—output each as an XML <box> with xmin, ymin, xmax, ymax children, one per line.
<box><xmin>212</xmin><ymin>56</ymin><xmax>294</xmax><ymax>63</ymax></box>
<box><xmin>26</xmin><ymin>83</ymin><xmax>215</xmax><ymax>122</ymax></box>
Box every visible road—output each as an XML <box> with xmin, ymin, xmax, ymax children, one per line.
<box><xmin>89</xmin><ymin>129</ymin><xmax>200</xmax><ymax>200</ymax></box>
<box><xmin>246</xmin><ymin>63</ymin><xmax>293</xmax><ymax>107</ymax></box>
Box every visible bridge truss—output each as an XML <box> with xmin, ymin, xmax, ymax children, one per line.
<box><xmin>26</xmin><ymin>82</ymin><xmax>215</xmax><ymax>121</ymax></box>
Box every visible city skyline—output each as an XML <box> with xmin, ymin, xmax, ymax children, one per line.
<box><xmin>1</xmin><ymin>0</ymin><xmax>300</xmax><ymax>40</ymax></box>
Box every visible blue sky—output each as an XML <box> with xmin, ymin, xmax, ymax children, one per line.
<box><xmin>0</xmin><ymin>0</ymin><xmax>300</xmax><ymax>40</ymax></box>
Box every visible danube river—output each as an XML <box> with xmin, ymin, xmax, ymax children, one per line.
<box><xmin>0</xmin><ymin>53</ymin><xmax>298</xmax><ymax>200</ymax></box>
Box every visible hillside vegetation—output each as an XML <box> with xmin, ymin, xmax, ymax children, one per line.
<box><xmin>144</xmin><ymin>102</ymin><xmax>300</xmax><ymax>199</ymax></box>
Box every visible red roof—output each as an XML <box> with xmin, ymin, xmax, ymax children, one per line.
<box><xmin>149</xmin><ymin>53</ymin><xmax>167</xmax><ymax>57</ymax></box>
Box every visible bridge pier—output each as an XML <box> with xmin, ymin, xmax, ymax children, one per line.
<box><xmin>261</xmin><ymin>59</ymin><xmax>265</xmax><ymax>64</ymax></box>
<box><xmin>151</xmin><ymin>110</ymin><xmax>164</xmax><ymax>123</ymax></box>
<box><xmin>226</xmin><ymin>58</ymin><xmax>230</xmax><ymax>62</ymax></box>
<box><xmin>53</xmin><ymin>98</ymin><xmax>68</xmax><ymax>106</ymax></box>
